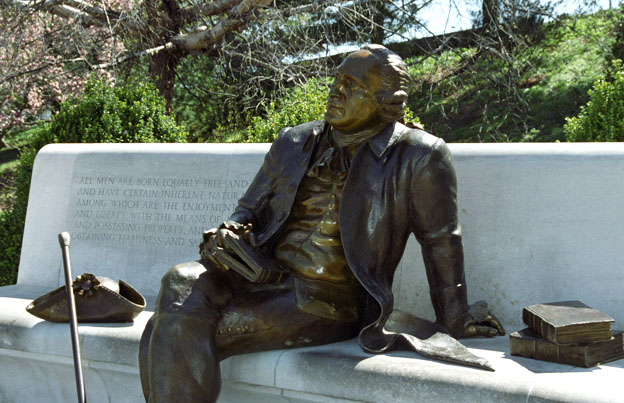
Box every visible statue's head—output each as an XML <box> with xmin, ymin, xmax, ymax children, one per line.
<box><xmin>325</xmin><ymin>44</ymin><xmax>410</xmax><ymax>133</ymax></box>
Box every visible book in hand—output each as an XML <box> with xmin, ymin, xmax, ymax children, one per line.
<box><xmin>211</xmin><ymin>232</ymin><xmax>287</xmax><ymax>284</ymax></box>
<box><xmin>510</xmin><ymin>327</ymin><xmax>624</xmax><ymax>368</ymax></box>
<box><xmin>522</xmin><ymin>301</ymin><xmax>614</xmax><ymax>345</ymax></box>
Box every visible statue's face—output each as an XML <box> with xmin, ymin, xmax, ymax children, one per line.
<box><xmin>325</xmin><ymin>50</ymin><xmax>383</xmax><ymax>133</ymax></box>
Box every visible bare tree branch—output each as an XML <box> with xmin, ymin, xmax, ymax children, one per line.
<box><xmin>172</xmin><ymin>0</ymin><xmax>271</xmax><ymax>51</ymax></box>
<box><xmin>179</xmin><ymin>0</ymin><xmax>238</xmax><ymax>24</ymax></box>
<box><xmin>91</xmin><ymin>43</ymin><xmax>175</xmax><ymax>69</ymax></box>
<box><xmin>264</xmin><ymin>0</ymin><xmax>351</xmax><ymax>19</ymax></box>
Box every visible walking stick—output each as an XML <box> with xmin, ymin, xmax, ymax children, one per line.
<box><xmin>58</xmin><ymin>232</ymin><xmax>87</xmax><ymax>403</ymax></box>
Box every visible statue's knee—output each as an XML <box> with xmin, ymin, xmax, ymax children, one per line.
<box><xmin>161</xmin><ymin>261</ymin><xmax>206</xmax><ymax>290</ymax></box>
<box><xmin>155</xmin><ymin>262</ymin><xmax>207</xmax><ymax>310</ymax></box>
<box><xmin>157</xmin><ymin>260</ymin><xmax>232</xmax><ymax>313</ymax></box>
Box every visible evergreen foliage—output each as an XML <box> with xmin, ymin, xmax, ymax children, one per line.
<box><xmin>39</xmin><ymin>78</ymin><xmax>187</xmax><ymax>146</ymax></box>
<box><xmin>173</xmin><ymin>57</ymin><xmax>237</xmax><ymax>142</ymax></box>
<box><xmin>0</xmin><ymin>77</ymin><xmax>187</xmax><ymax>285</ymax></box>
<box><xmin>246</xmin><ymin>78</ymin><xmax>329</xmax><ymax>142</ymax></box>
<box><xmin>0</xmin><ymin>148</ymin><xmax>36</xmax><ymax>285</ymax></box>
<box><xmin>564</xmin><ymin>60</ymin><xmax>624</xmax><ymax>141</ymax></box>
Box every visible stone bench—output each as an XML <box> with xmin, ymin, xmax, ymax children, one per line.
<box><xmin>1</xmin><ymin>142</ymin><xmax>623</xmax><ymax>402</ymax></box>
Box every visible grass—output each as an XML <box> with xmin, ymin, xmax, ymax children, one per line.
<box><xmin>406</xmin><ymin>10</ymin><xmax>621</xmax><ymax>142</ymax></box>
<box><xmin>0</xmin><ymin>148</ymin><xmax>20</xmax><ymax>175</ymax></box>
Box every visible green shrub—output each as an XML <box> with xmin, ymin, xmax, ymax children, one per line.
<box><xmin>565</xmin><ymin>60</ymin><xmax>624</xmax><ymax>141</ymax></box>
<box><xmin>246</xmin><ymin>78</ymin><xmax>330</xmax><ymax>142</ymax></box>
<box><xmin>0</xmin><ymin>148</ymin><xmax>36</xmax><ymax>285</ymax></box>
<box><xmin>0</xmin><ymin>76</ymin><xmax>187</xmax><ymax>286</ymax></box>
<box><xmin>37</xmin><ymin>78</ymin><xmax>187</xmax><ymax>146</ymax></box>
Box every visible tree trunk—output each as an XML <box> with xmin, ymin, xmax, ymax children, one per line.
<box><xmin>149</xmin><ymin>49</ymin><xmax>182</xmax><ymax>111</ymax></box>
<box><xmin>482</xmin><ymin>0</ymin><xmax>500</xmax><ymax>37</ymax></box>
<box><xmin>370</xmin><ymin>1</ymin><xmax>385</xmax><ymax>44</ymax></box>
<box><xmin>145</xmin><ymin>0</ymin><xmax>183</xmax><ymax>111</ymax></box>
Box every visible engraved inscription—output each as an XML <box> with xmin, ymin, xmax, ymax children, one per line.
<box><xmin>68</xmin><ymin>175</ymin><xmax>249</xmax><ymax>248</ymax></box>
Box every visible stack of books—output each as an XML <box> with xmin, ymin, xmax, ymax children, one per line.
<box><xmin>510</xmin><ymin>301</ymin><xmax>624</xmax><ymax>367</ymax></box>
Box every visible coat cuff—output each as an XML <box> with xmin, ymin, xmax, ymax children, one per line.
<box><xmin>435</xmin><ymin>283</ymin><xmax>469</xmax><ymax>337</ymax></box>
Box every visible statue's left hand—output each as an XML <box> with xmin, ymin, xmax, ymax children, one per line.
<box><xmin>459</xmin><ymin>301</ymin><xmax>506</xmax><ymax>338</ymax></box>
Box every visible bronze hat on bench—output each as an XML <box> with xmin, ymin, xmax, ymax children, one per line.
<box><xmin>26</xmin><ymin>273</ymin><xmax>146</xmax><ymax>323</ymax></box>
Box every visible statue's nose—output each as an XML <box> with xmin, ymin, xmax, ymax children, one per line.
<box><xmin>329</xmin><ymin>81</ymin><xmax>345</xmax><ymax>97</ymax></box>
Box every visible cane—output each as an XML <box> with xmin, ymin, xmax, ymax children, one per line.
<box><xmin>58</xmin><ymin>232</ymin><xmax>87</xmax><ymax>403</ymax></box>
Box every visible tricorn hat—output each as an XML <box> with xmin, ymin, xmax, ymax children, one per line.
<box><xmin>26</xmin><ymin>273</ymin><xmax>146</xmax><ymax>323</ymax></box>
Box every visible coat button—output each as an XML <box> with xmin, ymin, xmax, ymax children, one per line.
<box><xmin>276</xmin><ymin>211</ymin><xmax>286</xmax><ymax>222</ymax></box>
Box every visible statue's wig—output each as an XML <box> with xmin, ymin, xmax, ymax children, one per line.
<box><xmin>360</xmin><ymin>44</ymin><xmax>411</xmax><ymax>123</ymax></box>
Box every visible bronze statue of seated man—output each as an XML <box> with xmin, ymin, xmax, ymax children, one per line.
<box><xmin>139</xmin><ymin>44</ymin><xmax>505</xmax><ymax>403</ymax></box>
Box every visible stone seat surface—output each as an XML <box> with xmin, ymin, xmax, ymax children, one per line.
<box><xmin>2</xmin><ymin>288</ymin><xmax>623</xmax><ymax>402</ymax></box>
<box><xmin>2</xmin><ymin>142</ymin><xmax>624</xmax><ymax>402</ymax></box>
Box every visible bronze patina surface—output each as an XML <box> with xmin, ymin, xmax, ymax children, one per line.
<box><xmin>139</xmin><ymin>44</ymin><xmax>505</xmax><ymax>402</ymax></box>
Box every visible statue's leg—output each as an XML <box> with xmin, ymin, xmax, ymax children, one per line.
<box><xmin>215</xmin><ymin>280</ymin><xmax>360</xmax><ymax>361</ymax></box>
<box><xmin>139</xmin><ymin>260</ymin><xmax>234</xmax><ymax>403</ymax></box>
<box><xmin>140</xmin><ymin>262</ymin><xmax>361</xmax><ymax>402</ymax></box>
<box><xmin>138</xmin><ymin>316</ymin><xmax>153</xmax><ymax>398</ymax></box>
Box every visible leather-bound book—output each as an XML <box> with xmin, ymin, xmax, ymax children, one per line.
<box><xmin>522</xmin><ymin>301</ymin><xmax>614</xmax><ymax>345</ymax></box>
<box><xmin>510</xmin><ymin>328</ymin><xmax>624</xmax><ymax>368</ymax></box>
<box><xmin>211</xmin><ymin>232</ymin><xmax>287</xmax><ymax>284</ymax></box>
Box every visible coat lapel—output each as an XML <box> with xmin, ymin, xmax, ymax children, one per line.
<box><xmin>366</xmin><ymin>122</ymin><xmax>404</xmax><ymax>161</ymax></box>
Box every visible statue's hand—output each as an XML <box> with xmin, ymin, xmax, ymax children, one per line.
<box><xmin>459</xmin><ymin>301</ymin><xmax>506</xmax><ymax>338</ymax></box>
<box><xmin>199</xmin><ymin>221</ymin><xmax>254</xmax><ymax>270</ymax></box>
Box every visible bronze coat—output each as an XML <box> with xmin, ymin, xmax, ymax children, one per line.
<box><xmin>229</xmin><ymin>120</ymin><xmax>469</xmax><ymax>353</ymax></box>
